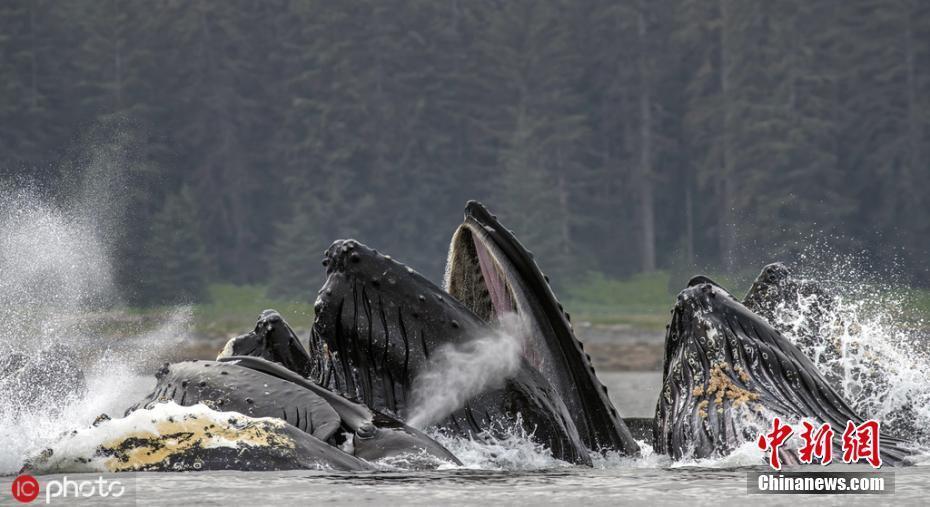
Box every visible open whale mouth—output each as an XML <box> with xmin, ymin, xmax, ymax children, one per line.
<box><xmin>311</xmin><ymin>201</ymin><xmax>638</xmax><ymax>454</ymax></box>
<box><xmin>445</xmin><ymin>225</ymin><xmax>514</xmax><ymax>323</ymax></box>
<box><xmin>442</xmin><ymin>202</ymin><xmax>639</xmax><ymax>454</ymax></box>
<box><xmin>443</xmin><ymin>202</ymin><xmax>551</xmax><ymax>371</ymax></box>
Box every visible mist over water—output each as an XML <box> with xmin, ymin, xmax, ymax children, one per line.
<box><xmin>0</xmin><ymin>187</ymin><xmax>114</xmax><ymax>344</ymax></box>
<box><xmin>407</xmin><ymin>314</ymin><xmax>526</xmax><ymax>430</ymax></box>
<box><xmin>0</xmin><ymin>141</ymin><xmax>192</xmax><ymax>474</ymax></box>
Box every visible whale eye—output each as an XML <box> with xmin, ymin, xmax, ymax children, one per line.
<box><xmin>356</xmin><ymin>424</ymin><xmax>377</xmax><ymax>440</ymax></box>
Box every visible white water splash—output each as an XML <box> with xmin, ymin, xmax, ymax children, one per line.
<box><xmin>0</xmin><ymin>188</ymin><xmax>115</xmax><ymax>344</ymax></box>
<box><xmin>763</xmin><ymin>268</ymin><xmax>930</xmax><ymax>446</ymax></box>
<box><xmin>0</xmin><ymin>146</ymin><xmax>192</xmax><ymax>474</ymax></box>
<box><xmin>591</xmin><ymin>441</ymin><xmax>670</xmax><ymax>469</ymax></box>
<box><xmin>407</xmin><ymin>314</ymin><xmax>526</xmax><ymax>429</ymax></box>
<box><xmin>428</xmin><ymin>415</ymin><xmax>573</xmax><ymax>471</ymax></box>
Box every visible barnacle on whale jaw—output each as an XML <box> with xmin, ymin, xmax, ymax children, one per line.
<box><xmin>655</xmin><ymin>279</ymin><xmax>916</xmax><ymax>465</ymax></box>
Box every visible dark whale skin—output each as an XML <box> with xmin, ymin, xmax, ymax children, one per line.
<box><xmin>222</xmin><ymin>355</ymin><xmax>462</xmax><ymax>466</ymax></box>
<box><xmin>311</xmin><ymin>239</ymin><xmax>591</xmax><ymax>465</ymax></box>
<box><xmin>128</xmin><ymin>359</ymin><xmax>342</xmax><ymax>442</ymax></box>
<box><xmin>130</xmin><ymin>357</ymin><xmax>461</xmax><ymax>467</ymax></box>
<box><xmin>654</xmin><ymin>280</ymin><xmax>913</xmax><ymax>465</ymax></box>
<box><xmin>218</xmin><ymin>309</ymin><xmax>316</xmax><ymax>378</ymax></box>
<box><xmin>454</xmin><ymin>202</ymin><xmax>639</xmax><ymax>456</ymax></box>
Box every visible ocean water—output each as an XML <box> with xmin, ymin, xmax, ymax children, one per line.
<box><xmin>2</xmin><ymin>372</ymin><xmax>927</xmax><ymax>506</ymax></box>
<box><xmin>1</xmin><ymin>170</ymin><xmax>929</xmax><ymax>505</ymax></box>
<box><xmin>3</xmin><ymin>461</ymin><xmax>928</xmax><ymax>505</ymax></box>
<box><xmin>106</xmin><ymin>465</ymin><xmax>930</xmax><ymax>506</ymax></box>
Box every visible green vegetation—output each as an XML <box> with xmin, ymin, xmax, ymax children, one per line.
<box><xmin>904</xmin><ymin>290</ymin><xmax>930</xmax><ymax>319</ymax></box>
<box><xmin>186</xmin><ymin>277</ymin><xmax>681</xmax><ymax>338</ymax></box>
<box><xmin>192</xmin><ymin>284</ymin><xmax>315</xmax><ymax>338</ymax></box>
<box><xmin>564</xmin><ymin>272</ymin><xmax>674</xmax><ymax>330</ymax></box>
<box><xmin>562</xmin><ymin>270</ymin><xmax>759</xmax><ymax>330</ymax></box>
<box><xmin>186</xmin><ymin>274</ymin><xmax>736</xmax><ymax>338</ymax></box>
<box><xmin>143</xmin><ymin>185</ymin><xmax>210</xmax><ymax>305</ymax></box>
<box><xmin>123</xmin><ymin>275</ymin><xmax>930</xmax><ymax>344</ymax></box>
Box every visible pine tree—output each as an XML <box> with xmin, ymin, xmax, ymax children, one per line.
<box><xmin>266</xmin><ymin>203</ymin><xmax>326</xmax><ymax>301</ymax></box>
<box><xmin>472</xmin><ymin>0</ymin><xmax>590</xmax><ymax>283</ymax></box>
<box><xmin>143</xmin><ymin>185</ymin><xmax>210</xmax><ymax>304</ymax></box>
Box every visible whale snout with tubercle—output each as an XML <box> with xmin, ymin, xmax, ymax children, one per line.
<box><xmin>322</xmin><ymin>239</ymin><xmax>426</xmax><ymax>285</ymax></box>
<box><xmin>673</xmin><ymin>280</ymin><xmax>727</xmax><ymax>318</ymax></box>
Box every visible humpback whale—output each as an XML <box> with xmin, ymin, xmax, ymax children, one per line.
<box><xmin>310</xmin><ymin>239</ymin><xmax>592</xmax><ymax>465</ymax></box>
<box><xmin>128</xmin><ymin>355</ymin><xmax>461</xmax><ymax>468</ymax></box>
<box><xmin>18</xmin><ymin>201</ymin><xmax>922</xmax><ymax>473</ymax></box>
<box><xmin>742</xmin><ymin>263</ymin><xmax>836</xmax><ymax>346</ymax></box>
<box><xmin>305</xmin><ymin>201</ymin><xmax>642</xmax><ymax>462</ymax></box>
<box><xmin>741</xmin><ymin>263</ymin><xmax>924</xmax><ymax>445</ymax></box>
<box><xmin>219</xmin><ymin>309</ymin><xmax>316</xmax><ymax>378</ymax></box>
<box><xmin>444</xmin><ymin>202</ymin><xmax>639</xmax><ymax>454</ymax></box>
<box><xmin>22</xmin><ymin>402</ymin><xmax>375</xmax><ymax>473</ymax></box>
<box><xmin>653</xmin><ymin>277</ymin><xmax>913</xmax><ymax>464</ymax></box>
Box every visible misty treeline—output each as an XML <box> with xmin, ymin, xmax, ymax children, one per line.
<box><xmin>1</xmin><ymin>0</ymin><xmax>929</xmax><ymax>305</ymax></box>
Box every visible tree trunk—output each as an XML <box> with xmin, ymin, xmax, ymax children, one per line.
<box><xmin>637</xmin><ymin>0</ymin><xmax>656</xmax><ymax>272</ymax></box>
<box><xmin>685</xmin><ymin>178</ymin><xmax>694</xmax><ymax>266</ymax></box>
<box><xmin>557</xmin><ymin>166</ymin><xmax>571</xmax><ymax>255</ymax></box>
<box><xmin>718</xmin><ymin>0</ymin><xmax>736</xmax><ymax>272</ymax></box>
<box><xmin>113</xmin><ymin>0</ymin><xmax>123</xmax><ymax>109</ymax></box>
<box><xmin>28</xmin><ymin>4</ymin><xmax>38</xmax><ymax>110</ymax></box>
<box><xmin>904</xmin><ymin>6</ymin><xmax>920</xmax><ymax>207</ymax></box>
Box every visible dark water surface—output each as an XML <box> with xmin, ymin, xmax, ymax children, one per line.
<box><xmin>3</xmin><ymin>465</ymin><xmax>926</xmax><ymax>506</ymax></box>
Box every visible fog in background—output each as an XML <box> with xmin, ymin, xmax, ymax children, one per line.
<box><xmin>1</xmin><ymin>0</ymin><xmax>929</xmax><ymax>305</ymax></box>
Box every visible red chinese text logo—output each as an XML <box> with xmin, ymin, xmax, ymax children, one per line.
<box><xmin>799</xmin><ymin>421</ymin><xmax>834</xmax><ymax>465</ymax></box>
<box><xmin>842</xmin><ymin>420</ymin><xmax>882</xmax><ymax>468</ymax></box>
<box><xmin>757</xmin><ymin>416</ymin><xmax>794</xmax><ymax>470</ymax></box>
<box><xmin>758</xmin><ymin>419</ymin><xmax>882</xmax><ymax>469</ymax></box>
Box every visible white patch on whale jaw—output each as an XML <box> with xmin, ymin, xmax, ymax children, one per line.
<box><xmin>217</xmin><ymin>337</ymin><xmax>237</xmax><ymax>360</ymax></box>
<box><xmin>21</xmin><ymin>402</ymin><xmax>296</xmax><ymax>473</ymax></box>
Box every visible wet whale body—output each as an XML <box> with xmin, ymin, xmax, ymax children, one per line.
<box><xmin>123</xmin><ymin>204</ymin><xmax>915</xmax><ymax>468</ymax></box>
<box><xmin>311</xmin><ymin>239</ymin><xmax>591</xmax><ymax>464</ymax></box>
<box><xmin>742</xmin><ymin>262</ymin><xmax>837</xmax><ymax>349</ymax></box>
<box><xmin>307</xmin><ymin>201</ymin><xmax>642</xmax><ymax>463</ymax></box>
<box><xmin>19</xmin><ymin>201</ymin><xmax>920</xmax><ymax>472</ymax></box>
<box><xmin>653</xmin><ymin>277</ymin><xmax>913</xmax><ymax>465</ymax></box>
<box><xmin>218</xmin><ymin>308</ymin><xmax>316</xmax><ymax>378</ymax></box>
<box><xmin>444</xmin><ymin>202</ymin><xmax>639</xmax><ymax>454</ymax></box>
<box><xmin>128</xmin><ymin>354</ymin><xmax>461</xmax><ymax>468</ymax></box>
<box><xmin>22</xmin><ymin>400</ymin><xmax>376</xmax><ymax>473</ymax></box>
<box><xmin>177</xmin><ymin>201</ymin><xmax>637</xmax><ymax>467</ymax></box>
<box><xmin>740</xmin><ymin>263</ymin><xmax>923</xmax><ymax>446</ymax></box>
<box><xmin>23</xmin><ymin>315</ymin><xmax>458</xmax><ymax>474</ymax></box>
